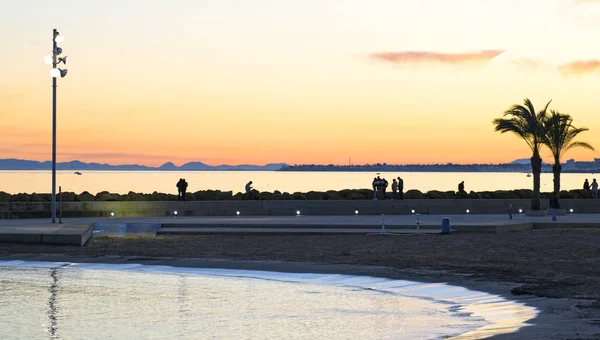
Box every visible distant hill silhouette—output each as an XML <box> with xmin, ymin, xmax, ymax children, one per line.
<box><xmin>510</xmin><ymin>158</ymin><xmax>550</xmax><ymax>165</ymax></box>
<box><xmin>0</xmin><ymin>158</ymin><xmax>288</xmax><ymax>171</ymax></box>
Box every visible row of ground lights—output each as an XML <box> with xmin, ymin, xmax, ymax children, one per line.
<box><xmin>107</xmin><ymin>208</ymin><xmax>576</xmax><ymax>217</ymax></box>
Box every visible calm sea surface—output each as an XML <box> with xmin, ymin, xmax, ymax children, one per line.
<box><xmin>0</xmin><ymin>170</ymin><xmax>595</xmax><ymax>195</ymax></box>
<box><xmin>0</xmin><ymin>261</ymin><xmax>536</xmax><ymax>340</ymax></box>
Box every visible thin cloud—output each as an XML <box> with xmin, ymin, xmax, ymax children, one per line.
<box><xmin>369</xmin><ymin>50</ymin><xmax>504</xmax><ymax>65</ymax></box>
<box><xmin>558</xmin><ymin>60</ymin><xmax>600</xmax><ymax>75</ymax></box>
<box><xmin>509</xmin><ymin>58</ymin><xmax>543</xmax><ymax>72</ymax></box>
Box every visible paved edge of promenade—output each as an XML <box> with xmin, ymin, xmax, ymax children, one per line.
<box><xmin>2</xmin><ymin>214</ymin><xmax>600</xmax><ymax>245</ymax></box>
<box><xmin>0</xmin><ymin>224</ymin><xmax>94</xmax><ymax>246</ymax></box>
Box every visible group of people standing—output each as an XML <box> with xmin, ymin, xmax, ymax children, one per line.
<box><xmin>583</xmin><ymin>179</ymin><xmax>599</xmax><ymax>199</ymax></box>
<box><xmin>372</xmin><ymin>176</ymin><xmax>404</xmax><ymax>200</ymax></box>
<box><xmin>176</xmin><ymin>178</ymin><xmax>189</xmax><ymax>201</ymax></box>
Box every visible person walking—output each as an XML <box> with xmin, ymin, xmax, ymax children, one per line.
<box><xmin>182</xmin><ymin>178</ymin><xmax>188</xmax><ymax>201</ymax></box>
<box><xmin>176</xmin><ymin>178</ymin><xmax>184</xmax><ymax>201</ymax></box>
<box><xmin>245</xmin><ymin>181</ymin><xmax>260</xmax><ymax>200</ymax></box>
<box><xmin>549</xmin><ymin>194</ymin><xmax>560</xmax><ymax>221</ymax></box>
<box><xmin>592</xmin><ymin>179</ymin><xmax>599</xmax><ymax>199</ymax></box>
<box><xmin>397</xmin><ymin>177</ymin><xmax>404</xmax><ymax>200</ymax></box>
<box><xmin>391</xmin><ymin>179</ymin><xmax>398</xmax><ymax>200</ymax></box>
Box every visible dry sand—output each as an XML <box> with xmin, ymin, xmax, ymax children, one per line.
<box><xmin>2</xmin><ymin>228</ymin><xmax>600</xmax><ymax>339</ymax></box>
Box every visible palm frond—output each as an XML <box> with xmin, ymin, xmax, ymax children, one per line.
<box><xmin>541</xmin><ymin>110</ymin><xmax>594</xmax><ymax>161</ymax></box>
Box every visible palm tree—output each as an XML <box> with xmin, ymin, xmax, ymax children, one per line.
<box><xmin>493</xmin><ymin>98</ymin><xmax>551</xmax><ymax>210</ymax></box>
<box><xmin>541</xmin><ymin>110</ymin><xmax>594</xmax><ymax>197</ymax></box>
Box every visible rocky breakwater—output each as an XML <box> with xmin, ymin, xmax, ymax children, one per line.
<box><xmin>0</xmin><ymin>188</ymin><xmax>596</xmax><ymax>202</ymax></box>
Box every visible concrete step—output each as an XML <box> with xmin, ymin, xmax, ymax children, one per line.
<box><xmin>157</xmin><ymin>227</ymin><xmax>443</xmax><ymax>235</ymax></box>
<box><xmin>160</xmin><ymin>223</ymin><xmax>442</xmax><ymax>229</ymax></box>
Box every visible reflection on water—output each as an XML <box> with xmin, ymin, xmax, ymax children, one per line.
<box><xmin>47</xmin><ymin>267</ymin><xmax>59</xmax><ymax>339</ymax></box>
<box><xmin>0</xmin><ymin>261</ymin><xmax>537</xmax><ymax>340</ymax></box>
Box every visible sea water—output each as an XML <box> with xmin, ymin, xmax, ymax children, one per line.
<box><xmin>0</xmin><ymin>261</ymin><xmax>537</xmax><ymax>339</ymax></box>
<box><xmin>0</xmin><ymin>170</ymin><xmax>594</xmax><ymax>194</ymax></box>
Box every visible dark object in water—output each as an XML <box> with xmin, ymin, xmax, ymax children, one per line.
<box><xmin>74</xmin><ymin>171</ymin><xmax>82</xmax><ymax>175</ymax></box>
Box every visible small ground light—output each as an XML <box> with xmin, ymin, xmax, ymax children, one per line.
<box><xmin>236</xmin><ymin>211</ymin><xmax>240</xmax><ymax>216</ymax></box>
<box><xmin>296</xmin><ymin>210</ymin><xmax>301</xmax><ymax>215</ymax></box>
<box><xmin>174</xmin><ymin>211</ymin><xmax>178</xmax><ymax>216</ymax></box>
<box><xmin>355</xmin><ymin>210</ymin><xmax>359</xmax><ymax>215</ymax></box>
<box><xmin>519</xmin><ymin>209</ymin><xmax>523</xmax><ymax>214</ymax></box>
<box><xmin>466</xmin><ymin>209</ymin><xmax>470</xmax><ymax>214</ymax></box>
<box><xmin>411</xmin><ymin>209</ymin><xmax>415</xmax><ymax>214</ymax></box>
<box><xmin>570</xmin><ymin>208</ymin><xmax>574</xmax><ymax>213</ymax></box>
<box><xmin>110</xmin><ymin>212</ymin><xmax>114</xmax><ymax>217</ymax></box>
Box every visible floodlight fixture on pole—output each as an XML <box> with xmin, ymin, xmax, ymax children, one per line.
<box><xmin>48</xmin><ymin>29</ymin><xmax>68</xmax><ymax>223</ymax></box>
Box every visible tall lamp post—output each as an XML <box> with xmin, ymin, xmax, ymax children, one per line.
<box><xmin>45</xmin><ymin>29</ymin><xmax>68</xmax><ymax>223</ymax></box>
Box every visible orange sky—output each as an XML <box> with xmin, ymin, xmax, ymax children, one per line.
<box><xmin>1</xmin><ymin>0</ymin><xmax>600</xmax><ymax>166</ymax></box>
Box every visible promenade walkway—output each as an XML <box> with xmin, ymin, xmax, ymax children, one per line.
<box><xmin>1</xmin><ymin>213</ymin><xmax>600</xmax><ymax>246</ymax></box>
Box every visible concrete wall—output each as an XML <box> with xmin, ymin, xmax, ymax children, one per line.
<box><xmin>2</xmin><ymin>199</ymin><xmax>600</xmax><ymax>219</ymax></box>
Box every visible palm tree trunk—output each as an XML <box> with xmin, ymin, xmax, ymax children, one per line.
<box><xmin>553</xmin><ymin>162</ymin><xmax>562</xmax><ymax>198</ymax></box>
<box><xmin>530</xmin><ymin>154</ymin><xmax>542</xmax><ymax>210</ymax></box>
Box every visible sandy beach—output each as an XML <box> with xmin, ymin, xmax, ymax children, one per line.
<box><xmin>2</xmin><ymin>229</ymin><xmax>600</xmax><ymax>339</ymax></box>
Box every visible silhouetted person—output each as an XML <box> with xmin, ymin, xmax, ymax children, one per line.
<box><xmin>458</xmin><ymin>181</ymin><xmax>467</xmax><ymax>198</ymax></box>
<box><xmin>245</xmin><ymin>181</ymin><xmax>260</xmax><ymax>200</ymax></box>
<box><xmin>584</xmin><ymin>179</ymin><xmax>590</xmax><ymax>191</ymax></box>
<box><xmin>182</xmin><ymin>178</ymin><xmax>188</xmax><ymax>201</ymax></box>
<box><xmin>176</xmin><ymin>178</ymin><xmax>184</xmax><ymax>201</ymax></box>
<box><xmin>397</xmin><ymin>177</ymin><xmax>404</xmax><ymax>200</ymax></box>
<box><xmin>592</xmin><ymin>179</ymin><xmax>599</xmax><ymax>199</ymax></box>
<box><xmin>391</xmin><ymin>179</ymin><xmax>398</xmax><ymax>199</ymax></box>
<box><xmin>549</xmin><ymin>194</ymin><xmax>560</xmax><ymax>221</ymax></box>
<box><xmin>381</xmin><ymin>177</ymin><xmax>389</xmax><ymax>200</ymax></box>
<box><xmin>372</xmin><ymin>177</ymin><xmax>379</xmax><ymax>200</ymax></box>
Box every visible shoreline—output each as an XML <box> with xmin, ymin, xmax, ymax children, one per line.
<box><xmin>0</xmin><ymin>255</ymin><xmax>534</xmax><ymax>339</ymax></box>
<box><xmin>2</xmin><ymin>229</ymin><xmax>600</xmax><ymax>339</ymax></box>
<box><xmin>1</xmin><ymin>252</ymin><xmax>599</xmax><ymax>339</ymax></box>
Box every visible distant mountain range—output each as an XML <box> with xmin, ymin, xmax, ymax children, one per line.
<box><xmin>509</xmin><ymin>158</ymin><xmax>550</xmax><ymax>165</ymax></box>
<box><xmin>0</xmin><ymin>159</ymin><xmax>288</xmax><ymax>171</ymax></box>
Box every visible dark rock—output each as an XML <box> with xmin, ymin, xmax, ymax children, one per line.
<box><xmin>467</xmin><ymin>191</ymin><xmax>481</xmax><ymax>199</ymax></box>
<box><xmin>338</xmin><ymin>189</ymin><xmax>352</xmax><ymax>199</ymax></box>
<box><xmin>78</xmin><ymin>191</ymin><xmax>96</xmax><ymax>201</ymax></box>
<box><xmin>405</xmin><ymin>190</ymin><xmax>424</xmax><ymax>199</ymax></box>
<box><xmin>569</xmin><ymin>189</ymin><xmax>590</xmax><ymax>199</ymax></box>
<box><xmin>326</xmin><ymin>191</ymin><xmax>344</xmax><ymax>200</ymax></box>
<box><xmin>479</xmin><ymin>191</ymin><xmax>493</xmax><ymax>199</ymax></box>
<box><xmin>194</xmin><ymin>190</ymin><xmax>215</xmax><ymax>201</ymax></box>
<box><xmin>490</xmin><ymin>190</ymin><xmax>519</xmax><ymax>199</ymax></box>
<box><xmin>426</xmin><ymin>190</ymin><xmax>445</xmax><ymax>199</ymax></box>
<box><xmin>514</xmin><ymin>189</ymin><xmax>534</xmax><ymax>199</ymax></box>
<box><xmin>259</xmin><ymin>192</ymin><xmax>273</xmax><ymax>200</ymax></box>
<box><xmin>150</xmin><ymin>191</ymin><xmax>170</xmax><ymax>201</ymax></box>
<box><xmin>215</xmin><ymin>190</ymin><xmax>233</xmax><ymax>200</ymax></box>
<box><xmin>346</xmin><ymin>191</ymin><xmax>367</xmax><ymax>200</ymax></box>
<box><xmin>10</xmin><ymin>193</ymin><xmax>31</xmax><ymax>202</ymax></box>
<box><xmin>95</xmin><ymin>191</ymin><xmax>119</xmax><ymax>201</ymax></box>
<box><xmin>292</xmin><ymin>192</ymin><xmax>307</xmax><ymax>200</ymax></box>
<box><xmin>60</xmin><ymin>192</ymin><xmax>78</xmax><ymax>201</ymax></box>
<box><xmin>306</xmin><ymin>191</ymin><xmax>324</xmax><ymax>200</ymax></box>
<box><xmin>29</xmin><ymin>193</ymin><xmax>46</xmax><ymax>202</ymax></box>
<box><xmin>0</xmin><ymin>191</ymin><xmax>10</xmax><ymax>202</ymax></box>
<box><xmin>124</xmin><ymin>191</ymin><xmax>147</xmax><ymax>201</ymax></box>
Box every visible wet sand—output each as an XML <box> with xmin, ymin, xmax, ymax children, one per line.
<box><xmin>2</xmin><ymin>228</ymin><xmax>600</xmax><ymax>339</ymax></box>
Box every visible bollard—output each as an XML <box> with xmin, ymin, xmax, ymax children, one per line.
<box><xmin>441</xmin><ymin>217</ymin><xmax>450</xmax><ymax>234</ymax></box>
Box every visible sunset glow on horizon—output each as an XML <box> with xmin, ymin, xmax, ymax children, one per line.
<box><xmin>2</xmin><ymin>0</ymin><xmax>600</xmax><ymax>167</ymax></box>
